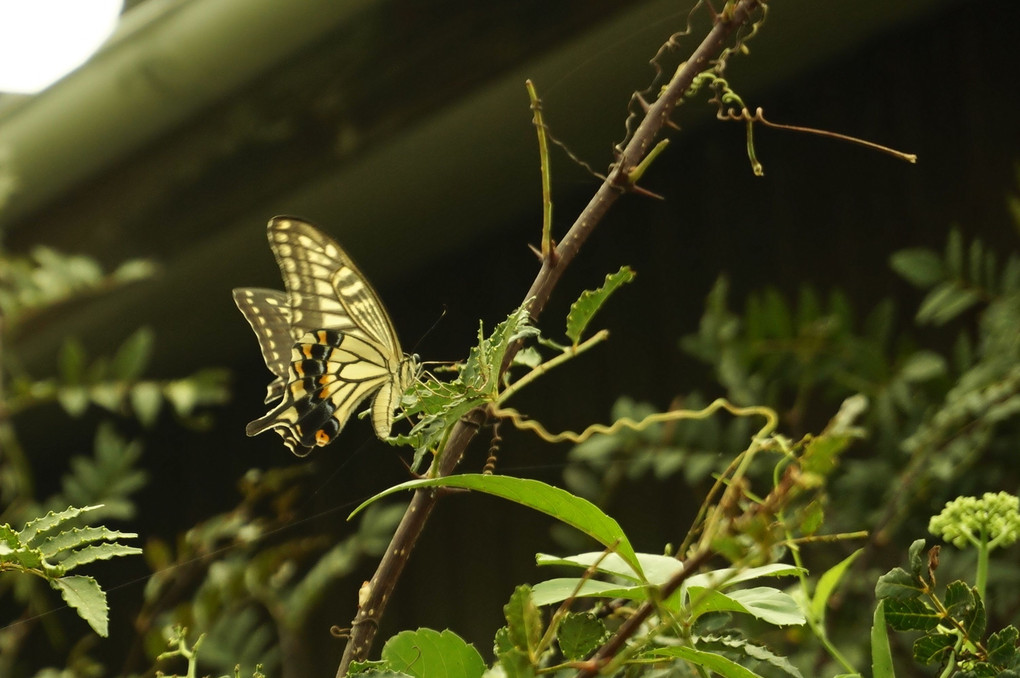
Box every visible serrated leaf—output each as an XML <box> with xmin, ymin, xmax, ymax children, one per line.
<box><xmin>871</xmin><ymin>600</ymin><xmax>895</xmax><ymax>678</ymax></box>
<box><xmin>503</xmin><ymin>586</ymin><xmax>542</xmax><ymax>656</ymax></box>
<box><xmin>565</xmin><ymin>266</ymin><xmax>634</xmax><ymax>345</ymax></box>
<box><xmin>380</xmin><ymin>628</ymin><xmax>485</xmax><ymax>678</ymax></box>
<box><xmin>731</xmin><ymin>638</ymin><xmax>804</xmax><ymax>678</ymax></box>
<box><xmin>875</xmin><ymin>567</ymin><xmax>922</xmax><ymax>601</ymax></box>
<box><xmin>811</xmin><ymin>548</ymin><xmax>863</xmax><ymax>624</ymax></box>
<box><xmin>59</xmin><ymin>543</ymin><xmax>142</xmax><ymax>571</ymax></box>
<box><xmin>21</xmin><ymin>505</ymin><xmax>102</xmax><ymax>543</ymax></box>
<box><xmin>987</xmin><ymin>625</ymin><xmax>1019</xmax><ymax>665</ymax></box>
<box><xmin>50</xmin><ymin>575</ymin><xmax>109</xmax><ymax>636</ymax></box>
<box><xmin>890</xmin><ymin>248</ymin><xmax>945</xmax><ymax>288</ymax></box>
<box><xmin>557</xmin><ymin>612</ymin><xmax>606</xmax><ymax>660</ymax></box>
<box><xmin>913</xmin><ymin>631</ymin><xmax>955</xmax><ymax>665</ymax></box>
<box><xmin>39</xmin><ymin>525</ymin><xmax>136</xmax><ymax>557</ymax></box>
<box><xmin>350</xmin><ymin>475</ymin><xmax>642</xmax><ymax>579</ymax></box>
<box><xmin>884</xmin><ymin>598</ymin><xmax>939</xmax><ymax>631</ymax></box>
<box><xmin>945</xmin><ymin>580</ymin><xmax>985</xmax><ymax>639</ymax></box>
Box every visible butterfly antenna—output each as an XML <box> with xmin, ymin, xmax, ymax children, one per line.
<box><xmin>409</xmin><ymin>304</ymin><xmax>447</xmax><ymax>355</ymax></box>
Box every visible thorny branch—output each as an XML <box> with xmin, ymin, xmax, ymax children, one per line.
<box><xmin>336</xmin><ymin>2</ymin><xmax>767</xmax><ymax>675</ymax></box>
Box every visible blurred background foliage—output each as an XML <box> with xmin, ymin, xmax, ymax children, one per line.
<box><xmin>1</xmin><ymin>0</ymin><xmax>1018</xmax><ymax>676</ymax></box>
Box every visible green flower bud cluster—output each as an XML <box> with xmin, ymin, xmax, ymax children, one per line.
<box><xmin>928</xmin><ymin>491</ymin><xmax>1020</xmax><ymax>550</ymax></box>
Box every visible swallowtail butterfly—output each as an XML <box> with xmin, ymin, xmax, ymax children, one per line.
<box><xmin>233</xmin><ymin>217</ymin><xmax>418</xmax><ymax>456</ymax></box>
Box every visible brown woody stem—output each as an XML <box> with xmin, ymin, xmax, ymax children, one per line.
<box><xmin>336</xmin><ymin>2</ymin><xmax>764</xmax><ymax>674</ymax></box>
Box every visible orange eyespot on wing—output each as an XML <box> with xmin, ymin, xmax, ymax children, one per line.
<box><xmin>234</xmin><ymin>217</ymin><xmax>420</xmax><ymax>455</ymax></box>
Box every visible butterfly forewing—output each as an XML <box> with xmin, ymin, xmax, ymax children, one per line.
<box><xmin>234</xmin><ymin>217</ymin><xmax>419</xmax><ymax>454</ymax></box>
<box><xmin>231</xmin><ymin>288</ymin><xmax>292</xmax><ymax>404</ymax></box>
<box><xmin>268</xmin><ymin>218</ymin><xmax>400</xmax><ymax>351</ymax></box>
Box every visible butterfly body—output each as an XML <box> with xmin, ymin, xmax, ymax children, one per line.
<box><xmin>234</xmin><ymin>217</ymin><xmax>418</xmax><ymax>456</ymax></box>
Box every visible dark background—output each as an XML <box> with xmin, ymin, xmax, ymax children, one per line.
<box><xmin>1</xmin><ymin>0</ymin><xmax>1017</xmax><ymax>672</ymax></box>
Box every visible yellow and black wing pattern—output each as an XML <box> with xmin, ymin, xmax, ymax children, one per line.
<box><xmin>233</xmin><ymin>217</ymin><xmax>418</xmax><ymax>456</ymax></box>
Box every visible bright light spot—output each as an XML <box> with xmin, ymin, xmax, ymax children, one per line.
<box><xmin>0</xmin><ymin>0</ymin><xmax>124</xmax><ymax>94</ymax></box>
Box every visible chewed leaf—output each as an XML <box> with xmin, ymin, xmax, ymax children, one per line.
<box><xmin>566</xmin><ymin>266</ymin><xmax>635</xmax><ymax>344</ymax></box>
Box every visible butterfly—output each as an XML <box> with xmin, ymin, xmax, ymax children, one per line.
<box><xmin>233</xmin><ymin>216</ymin><xmax>419</xmax><ymax>456</ymax></box>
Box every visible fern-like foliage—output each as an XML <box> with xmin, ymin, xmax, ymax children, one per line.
<box><xmin>0</xmin><ymin>505</ymin><xmax>140</xmax><ymax>636</ymax></box>
<box><xmin>0</xmin><ymin>244</ymin><xmax>155</xmax><ymax>329</ymax></box>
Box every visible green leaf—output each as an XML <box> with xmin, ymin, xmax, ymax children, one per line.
<box><xmin>873</xmin><ymin>566</ymin><xmax>922</xmax><ymax>599</ymax></box>
<box><xmin>871</xmin><ymin>600</ymin><xmax>896</xmax><ymax>678</ymax></box>
<box><xmin>884</xmin><ymin>598</ymin><xmax>939</xmax><ymax>632</ymax></box>
<box><xmin>530</xmin><ymin>578</ymin><xmax>648</xmax><ymax>607</ymax></box>
<box><xmin>112</xmin><ymin>258</ymin><xmax>158</xmax><ymax>283</ymax></box>
<box><xmin>111</xmin><ymin>327</ymin><xmax>154</xmax><ymax>381</ymax></box>
<box><xmin>907</xmin><ymin>539</ymin><xmax>926</xmax><ymax>578</ymax></box>
<box><xmin>380</xmin><ymin>629</ymin><xmax>485</xmax><ymax>678</ymax></box>
<box><xmin>898</xmin><ymin>351</ymin><xmax>947</xmax><ymax>383</ymax></box>
<box><xmin>687</xmin><ymin>586</ymin><xmax>805</xmax><ymax>626</ymax></box>
<box><xmin>58</xmin><ymin>543</ymin><xmax>142</xmax><ymax>571</ymax></box>
<box><xmin>503</xmin><ymin>586</ymin><xmax>542</xmax><ymax>656</ymax></box>
<box><xmin>565</xmin><ymin>266</ymin><xmax>634</xmax><ymax>345</ymax></box>
<box><xmin>916</xmin><ymin>281</ymin><xmax>981</xmax><ymax>325</ymax></box>
<box><xmin>945</xmin><ymin>580</ymin><xmax>985</xmax><ymax>639</ymax></box>
<box><xmin>59</xmin><ymin>337</ymin><xmax>88</xmax><ymax>384</ymax></box>
<box><xmin>494</xmin><ymin>626</ymin><xmax>535</xmax><ymax>678</ymax></box>
<box><xmin>38</xmin><ymin>525</ymin><xmax>136</xmax><ymax>558</ymax></box>
<box><xmin>557</xmin><ymin>612</ymin><xmax>606</xmax><ymax>660</ymax></box>
<box><xmin>535</xmin><ymin>551</ymin><xmax>684</xmax><ymax>585</ymax></box>
<box><xmin>350</xmin><ymin>475</ymin><xmax>642</xmax><ymax>579</ymax></box>
<box><xmin>648</xmin><ymin>646</ymin><xmax>765</xmax><ymax>678</ymax></box>
<box><xmin>57</xmin><ymin>385</ymin><xmax>90</xmax><ymax>417</ymax></box>
<box><xmin>131</xmin><ymin>382</ymin><xmax>164</xmax><ymax>426</ymax></box>
<box><xmin>811</xmin><ymin>548</ymin><xmax>863</xmax><ymax>624</ymax></box>
<box><xmin>890</xmin><ymin>248</ymin><xmax>945</xmax><ymax>288</ymax></box>
<box><xmin>913</xmin><ymin>631</ymin><xmax>955</xmax><ymax>665</ymax></box>
<box><xmin>50</xmin><ymin>575</ymin><xmax>109</xmax><ymax>636</ymax></box>
<box><xmin>987</xmin><ymin>625</ymin><xmax>1019</xmax><ymax>666</ymax></box>
<box><xmin>946</xmin><ymin>229</ymin><xmax>964</xmax><ymax>278</ymax></box>
<box><xmin>684</xmin><ymin>564</ymin><xmax>806</xmax><ymax>592</ymax></box>
<box><xmin>21</xmin><ymin>505</ymin><xmax>102</xmax><ymax>543</ymax></box>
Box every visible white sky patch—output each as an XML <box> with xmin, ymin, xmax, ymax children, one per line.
<box><xmin>0</xmin><ymin>0</ymin><xmax>124</xmax><ymax>94</ymax></box>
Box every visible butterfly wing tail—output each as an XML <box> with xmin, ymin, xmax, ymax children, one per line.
<box><xmin>245</xmin><ymin>403</ymin><xmax>316</xmax><ymax>457</ymax></box>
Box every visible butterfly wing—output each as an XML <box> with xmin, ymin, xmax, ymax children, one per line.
<box><xmin>246</xmin><ymin>330</ymin><xmax>396</xmax><ymax>456</ymax></box>
<box><xmin>232</xmin><ymin>288</ymin><xmax>292</xmax><ymax>404</ymax></box>
<box><xmin>238</xmin><ymin>217</ymin><xmax>415</xmax><ymax>453</ymax></box>
<box><xmin>267</xmin><ymin>216</ymin><xmax>401</xmax><ymax>351</ymax></box>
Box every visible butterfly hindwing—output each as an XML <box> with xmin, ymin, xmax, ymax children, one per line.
<box><xmin>244</xmin><ymin>330</ymin><xmax>396</xmax><ymax>456</ymax></box>
<box><xmin>232</xmin><ymin>288</ymin><xmax>292</xmax><ymax>404</ymax></box>
<box><xmin>234</xmin><ymin>217</ymin><xmax>419</xmax><ymax>454</ymax></box>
